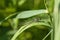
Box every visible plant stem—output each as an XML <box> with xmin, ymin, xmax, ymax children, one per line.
<box><xmin>42</xmin><ymin>29</ymin><xmax>53</xmax><ymax>40</ymax></box>
<box><xmin>0</xmin><ymin>13</ymin><xmax>17</xmax><ymax>25</ymax></box>
<box><xmin>53</xmin><ymin>0</ymin><xmax>60</xmax><ymax>40</ymax></box>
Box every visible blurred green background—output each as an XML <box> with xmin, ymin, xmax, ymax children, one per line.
<box><xmin>0</xmin><ymin>0</ymin><xmax>54</xmax><ymax>40</ymax></box>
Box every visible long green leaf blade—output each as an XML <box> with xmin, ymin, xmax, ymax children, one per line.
<box><xmin>11</xmin><ymin>22</ymin><xmax>50</xmax><ymax>40</ymax></box>
<box><xmin>16</xmin><ymin>9</ymin><xmax>48</xmax><ymax>19</ymax></box>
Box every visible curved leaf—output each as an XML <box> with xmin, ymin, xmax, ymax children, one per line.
<box><xmin>16</xmin><ymin>9</ymin><xmax>48</xmax><ymax>19</ymax></box>
<box><xmin>11</xmin><ymin>22</ymin><xmax>50</xmax><ymax>40</ymax></box>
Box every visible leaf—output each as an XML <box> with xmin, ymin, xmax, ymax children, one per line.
<box><xmin>16</xmin><ymin>9</ymin><xmax>48</xmax><ymax>19</ymax></box>
<box><xmin>11</xmin><ymin>22</ymin><xmax>50</xmax><ymax>40</ymax></box>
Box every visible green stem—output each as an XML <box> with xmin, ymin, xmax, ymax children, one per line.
<box><xmin>44</xmin><ymin>0</ymin><xmax>53</xmax><ymax>40</ymax></box>
<box><xmin>0</xmin><ymin>13</ymin><xmax>17</xmax><ymax>25</ymax></box>
<box><xmin>42</xmin><ymin>29</ymin><xmax>53</xmax><ymax>40</ymax></box>
<box><xmin>53</xmin><ymin>0</ymin><xmax>60</xmax><ymax>40</ymax></box>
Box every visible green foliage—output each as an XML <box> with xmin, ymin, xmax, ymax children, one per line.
<box><xmin>0</xmin><ymin>0</ymin><xmax>60</xmax><ymax>40</ymax></box>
